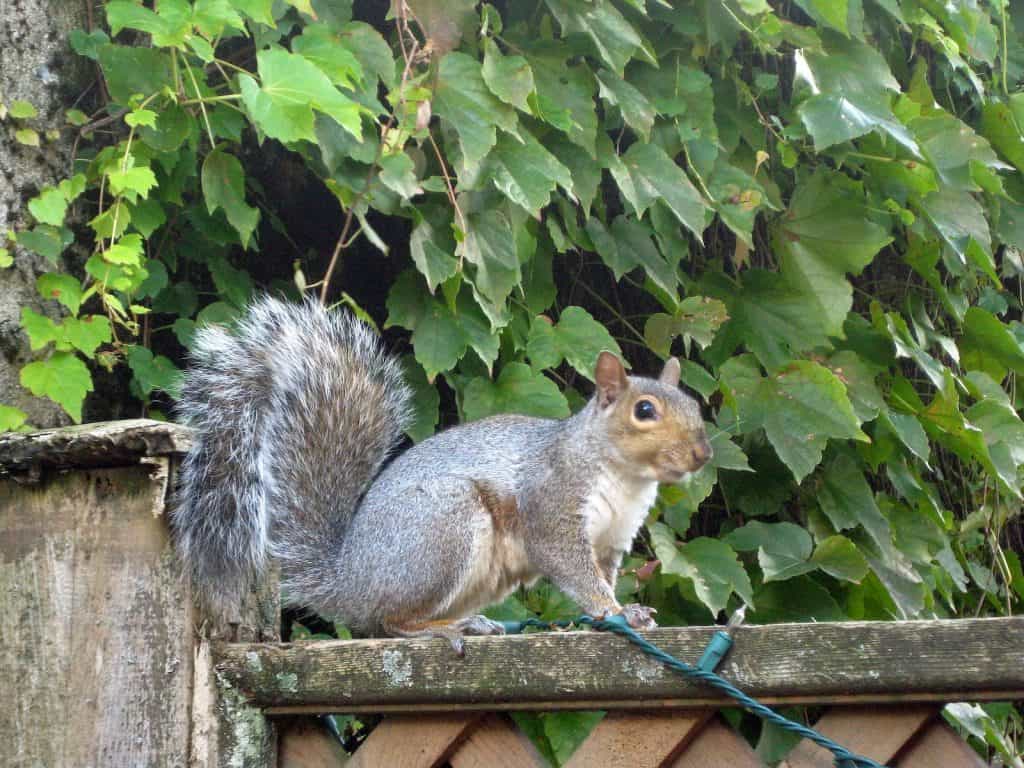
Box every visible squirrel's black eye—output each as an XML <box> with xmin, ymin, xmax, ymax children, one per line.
<box><xmin>634</xmin><ymin>400</ymin><xmax>656</xmax><ymax>421</ymax></box>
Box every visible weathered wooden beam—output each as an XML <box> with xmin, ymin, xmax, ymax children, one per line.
<box><xmin>216</xmin><ymin>617</ymin><xmax>1024</xmax><ymax>713</ymax></box>
<box><xmin>0</xmin><ymin>418</ymin><xmax>192</xmax><ymax>476</ymax></box>
<box><xmin>1</xmin><ymin>464</ymin><xmax>193</xmax><ymax>767</ymax></box>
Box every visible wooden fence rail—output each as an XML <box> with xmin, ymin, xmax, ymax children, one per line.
<box><xmin>2</xmin><ymin>421</ymin><xmax>1020</xmax><ymax>768</ymax></box>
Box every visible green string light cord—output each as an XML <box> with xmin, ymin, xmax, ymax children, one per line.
<box><xmin>500</xmin><ymin>615</ymin><xmax>888</xmax><ymax>768</ymax></box>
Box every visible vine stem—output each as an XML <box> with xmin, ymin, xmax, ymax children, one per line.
<box><xmin>320</xmin><ymin>2</ymin><xmax>434</xmax><ymax>305</ymax></box>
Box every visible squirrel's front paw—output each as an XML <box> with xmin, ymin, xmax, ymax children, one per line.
<box><xmin>619</xmin><ymin>603</ymin><xmax>658</xmax><ymax>630</ymax></box>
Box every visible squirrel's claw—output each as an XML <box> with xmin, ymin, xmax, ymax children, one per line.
<box><xmin>619</xmin><ymin>603</ymin><xmax>658</xmax><ymax>630</ymax></box>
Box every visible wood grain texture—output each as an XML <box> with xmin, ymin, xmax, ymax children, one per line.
<box><xmin>278</xmin><ymin>717</ymin><xmax>348</xmax><ymax>768</ymax></box>
<box><xmin>216</xmin><ymin>618</ymin><xmax>1024</xmax><ymax>712</ymax></box>
<box><xmin>0</xmin><ymin>465</ymin><xmax>193</xmax><ymax>768</ymax></box>
<box><xmin>669</xmin><ymin>719</ymin><xmax>761</xmax><ymax>768</ymax></box>
<box><xmin>449</xmin><ymin>713</ymin><xmax>547</xmax><ymax>767</ymax></box>
<box><xmin>564</xmin><ymin>710</ymin><xmax>710</xmax><ymax>768</ymax></box>
<box><xmin>0</xmin><ymin>419</ymin><xmax>191</xmax><ymax>476</ymax></box>
<box><xmin>347</xmin><ymin>713</ymin><xmax>480</xmax><ymax>768</ymax></box>
<box><xmin>781</xmin><ymin>705</ymin><xmax>937</xmax><ymax>767</ymax></box>
<box><xmin>897</xmin><ymin>720</ymin><xmax>987</xmax><ymax>767</ymax></box>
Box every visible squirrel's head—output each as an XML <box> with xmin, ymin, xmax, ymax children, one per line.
<box><xmin>593</xmin><ymin>351</ymin><xmax>712</xmax><ymax>484</ymax></box>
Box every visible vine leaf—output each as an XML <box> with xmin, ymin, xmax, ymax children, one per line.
<box><xmin>292</xmin><ymin>23</ymin><xmax>364</xmax><ymax>88</ymax></box>
<box><xmin>482</xmin><ymin>38</ymin><xmax>535</xmax><ymax>112</ymax></box>
<box><xmin>458</xmin><ymin>209</ymin><xmax>520</xmax><ymax>325</ymax></box>
<box><xmin>615</xmin><ymin>142</ymin><xmax>708</xmax><ymax>241</ymax></box>
<box><xmin>201</xmin><ymin>150</ymin><xmax>260</xmax><ymax>248</ymax></box>
<box><xmin>526</xmin><ymin>306</ymin><xmax>623</xmax><ymax>380</ymax></box>
<box><xmin>463</xmin><ymin>362</ymin><xmax>570</xmax><ymax>421</ymax></box>
<box><xmin>36</xmin><ymin>274</ymin><xmax>83</xmax><ymax>316</ymax></box>
<box><xmin>650</xmin><ymin>523</ymin><xmax>754</xmax><ymax>616</ymax></box>
<box><xmin>720</xmin><ymin>356</ymin><xmax>866</xmax><ymax>483</ymax></box>
<box><xmin>595</xmin><ymin>69</ymin><xmax>655</xmax><ymax>142</ymax></box>
<box><xmin>240</xmin><ymin>48</ymin><xmax>362</xmax><ymax>144</ymax></box>
<box><xmin>774</xmin><ymin>170</ymin><xmax>892</xmax><ymax>339</ymax></box>
<box><xmin>544</xmin><ymin>0</ymin><xmax>646</xmax><ymax>75</ymax></box>
<box><xmin>432</xmin><ymin>52</ymin><xmax>517</xmax><ymax>173</ymax></box>
<box><xmin>482</xmin><ymin>130</ymin><xmax>574</xmax><ymax>215</ymax></box>
<box><xmin>20</xmin><ymin>352</ymin><xmax>93</xmax><ymax>423</ymax></box>
<box><xmin>795</xmin><ymin>36</ymin><xmax>919</xmax><ymax>155</ymax></box>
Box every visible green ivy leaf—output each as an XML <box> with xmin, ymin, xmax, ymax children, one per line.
<box><xmin>482</xmin><ymin>129</ymin><xmax>574</xmax><ymax>215</ymax></box>
<box><xmin>410</xmin><ymin>300</ymin><xmax>469</xmax><ymax>380</ymax></box>
<box><xmin>458</xmin><ymin>208</ymin><xmax>520</xmax><ymax>323</ymax></box>
<box><xmin>201</xmin><ymin>149</ymin><xmax>261</xmax><ymax>248</ymax></box>
<box><xmin>774</xmin><ymin>170</ymin><xmax>892</xmax><ymax>338</ymax></box>
<box><xmin>650</xmin><ymin>523</ymin><xmax>754</xmax><ymax>615</ymax></box>
<box><xmin>703</xmin><ymin>270</ymin><xmax>827</xmax><ymax>372</ymax></box>
<box><xmin>595</xmin><ymin>69</ymin><xmax>655</xmax><ymax>142</ymax></box>
<box><xmin>126</xmin><ymin>345</ymin><xmax>183</xmax><ymax>399</ymax></box>
<box><xmin>62</xmin><ymin>316</ymin><xmax>113</xmax><ymax>356</ymax></box>
<box><xmin>401</xmin><ymin>356</ymin><xmax>439</xmax><ymax>442</ymax></box>
<box><xmin>20</xmin><ymin>308</ymin><xmax>59</xmax><ymax>351</ymax></box>
<box><xmin>912</xmin><ymin>112</ymin><xmax>1004</xmax><ymax>192</ymax></box>
<box><xmin>0</xmin><ymin>405</ymin><xmax>28</xmax><ymax>433</ymax></box>
<box><xmin>97</xmin><ymin>45</ymin><xmax>173</xmax><ymax>104</ymax></box>
<box><xmin>526</xmin><ymin>49</ymin><xmax>597</xmax><ymax>155</ymax></box>
<box><xmin>544</xmin><ymin>0</ymin><xmax>645</xmax><ymax>75</ymax></box>
<box><xmin>643</xmin><ymin>296</ymin><xmax>729</xmax><ymax>356</ymax></box>
<box><xmin>9</xmin><ymin>100</ymin><xmax>38</xmax><ymax>119</ymax></box>
<box><xmin>377</xmin><ymin>152</ymin><xmax>421</xmax><ymax>199</ymax></box>
<box><xmin>15</xmin><ymin>129</ymin><xmax>40</xmax><ymax>147</ymax></box>
<box><xmin>292</xmin><ymin>23</ymin><xmax>364</xmax><ymax>88</ymax></box>
<box><xmin>959</xmin><ymin>306</ymin><xmax>1024</xmax><ymax>380</ymax></box>
<box><xmin>409</xmin><ymin>208</ymin><xmax>458</xmax><ymax>293</ymax></box>
<box><xmin>721</xmin><ymin>356</ymin><xmax>865</xmax><ymax>483</ymax></box>
<box><xmin>614</xmin><ymin>142</ymin><xmax>708</xmax><ymax>241</ymax></box>
<box><xmin>810</xmin><ymin>535</ymin><xmax>869</xmax><ymax>582</ymax></box>
<box><xmin>727</xmin><ymin>521</ymin><xmax>814</xmax><ymax>582</ymax></box>
<box><xmin>817</xmin><ymin>453</ymin><xmax>898</xmax><ymax>558</ymax></box>
<box><xmin>795</xmin><ymin>36</ymin><xmax>920</xmax><ymax>155</ymax></box>
<box><xmin>231</xmin><ymin>0</ymin><xmax>275</xmax><ymax>26</ymax></box>
<box><xmin>28</xmin><ymin>187</ymin><xmax>69</xmax><ymax>227</ymax></box>
<box><xmin>526</xmin><ymin>306</ymin><xmax>623</xmax><ymax>380</ymax></box>
<box><xmin>979</xmin><ymin>99</ymin><xmax>1024</xmax><ymax>174</ymax></box>
<box><xmin>588</xmin><ymin>215</ymin><xmax>678</xmax><ymax>298</ymax></box>
<box><xmin>432</xmin><ymin>51</ymin><xmax>517</xmax><ymax>173</ymax></box>
<box><xmin>482</xmin><ymin>38</ymin><xmax>534</xmax><ymax>112</ymax></box>
<box><xmin>463</xmin><ymin>362</ymin><xmax>570</xmax><ymax>421</ymax></box>
<box><xmin>104</xmin><ymin>233</ymin><xmax>144</xmax><ymax>266</ymax></box>
<box><xmin>106</xmin><ymin>0</ymin><xmax>188</xmax><ymax>46</ymax></box>
<box><xmin>20</xmin><ymin>352</ymin><xmax>93</xmax><ymax>423</ymax></box>
<box><xmin>338</xmin><ymin>21</ymin><xmax>396</xmax><ymax>91</ymax></box>
<box><xmin>749</xmin><ymin>577</ymin><xmax>844</xmax><ymax>623</ymax></box>
<box><xmin>793</xmin><ymin>0</ymin><xmax>849</xmax><ymax>35</ymax></box>
<box><xmin>240</xmin><ymin>48</ymin><xmax>362</xmax><ymax>144</ymax></box>
<box><xmin>108</xmin><ymin>163</ymin><xmax>158</xmax><ymax>200</ymax></box>
<box><xmin>915</xmin><ymin>187</ymin><xmax>995</xmax><ymax>277</ymax></box>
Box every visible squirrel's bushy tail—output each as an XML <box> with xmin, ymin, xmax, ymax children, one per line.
<box><xmin>172</xmin><ymin>296</ymin><xmax>411</xmax><ymax>616</ymax></box>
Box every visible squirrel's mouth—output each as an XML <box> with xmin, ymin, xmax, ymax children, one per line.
<box><xmin>659</xmin><ymin>466</ymin><xmax>689</xmax><ymax>484</ymax></box>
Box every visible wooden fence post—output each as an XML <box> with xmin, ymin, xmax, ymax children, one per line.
<box><xmin>0</xmin><ymin>420</ymin><xmax>279</xmax><ymax>768</ymax></box>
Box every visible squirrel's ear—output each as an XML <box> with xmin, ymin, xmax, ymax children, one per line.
<box><xmin>595</xmin><ymin>351</ymin><xmax>628</xmax><ymax>407</ymax></box>
<box><xmin>659</xmin><ymin>357</ymin><xmax>681</xmax><ymax>387</ymax></box>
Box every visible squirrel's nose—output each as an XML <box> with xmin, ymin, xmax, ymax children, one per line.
<box><xmin>691</xmin><ymin>439</ymin><xmax>713</xmax><ymax>468</ymax></box>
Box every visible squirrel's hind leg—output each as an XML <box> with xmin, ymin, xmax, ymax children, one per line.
<box><xmin>382</xmin><ymin>616</ymin><xmax>506</xmax><ymax>657</ymax></box>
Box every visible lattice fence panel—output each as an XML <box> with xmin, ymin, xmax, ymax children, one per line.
<box><xmin>277</xmin><ymin>704</ymin><xmax>990</xmax><ymax>768</ymax></box>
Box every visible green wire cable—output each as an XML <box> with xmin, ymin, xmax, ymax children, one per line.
<box><xmin>500</xmin><ymin>615</ymin><xmax>888</xmax><ymax>768</ymax></box>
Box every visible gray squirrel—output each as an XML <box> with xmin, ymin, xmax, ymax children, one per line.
<box><xmin>172</xmin><ymin>296</ymin><xmax>712</xmax><ymax>652</ymax></box>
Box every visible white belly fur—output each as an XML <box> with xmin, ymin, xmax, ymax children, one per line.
<box><xmin>440</xmin><ymin>470</ymin><xmax>657</xmax><ymax>619</ymax></box>
<box><xmin>585</xmin><ymin>470</ymin><xmax>658</xmax><ymax>558</ymax></box>
<box><xmin>441</xmin><ymin>512</ymin><xmax>535</xmax><ymax>619</ymax></box>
